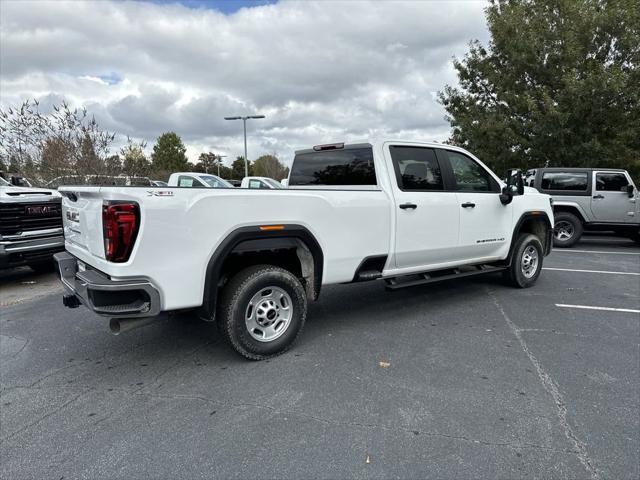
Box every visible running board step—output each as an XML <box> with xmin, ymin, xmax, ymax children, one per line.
<box><xmin>384</xmin><ymin>265</ymin><xmax>506</xmax><ymax>290</ymax></box>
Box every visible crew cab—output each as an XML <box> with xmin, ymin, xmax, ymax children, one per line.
<box><xmin>54</xmin><ymin>140</ymin><xmax>553</xmax><ymax>360</ymax></box>
<box><xmin>1</xmin><ymin>176</ymin><xmax>64</xmax><ymax>271</ymax></box>
<box><xmin>525</xmin><ymin>168</ymin><xmax>639</xmax><ymax>246</ymax></box>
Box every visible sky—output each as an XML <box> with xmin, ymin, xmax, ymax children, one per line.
<box><xmin>0</xmin><ymin>0</ymin><xmax>490</xmax><ymax>167</ymax></box>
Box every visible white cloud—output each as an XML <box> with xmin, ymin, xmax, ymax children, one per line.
<box><xmin>0</xmin><ymin>0</ymin><xmax>489</xmax><ymax>166</ymax></box>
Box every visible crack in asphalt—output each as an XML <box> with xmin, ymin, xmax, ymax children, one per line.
<box><xmin>118</xmin><ymin>389</ymin><xmax>579</xmax><ymax>455</ymax></box>
<box><xmin>0</xmin><ymin>389</ymin><xmax>91</xmax><ymax>442</ymax></box>
<box><xmin>0</xmin><ymin>334</ymin><xmax>30</xmax><ymax>360</ymax></box>
<box><xmin>488</xmin><ymin>289</ymin><xmax>600</xmax><ymax>480</ymax></box>
<box><xmin>0</xmin><ymin>383</ymin><xmax>578</xmax><ymax>456</ymax></box>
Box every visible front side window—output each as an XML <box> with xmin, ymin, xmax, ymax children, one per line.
<box><xmin>263</xmin><ymin>178</ymin><xmax>284</xmax><ymax>189</ymax></box>
<box><xmin>541</xmin><ymin>172</ymin><xmax>588</xmax><ymax>191</ymax></box>
<box><xmin>289</xmin><ymin>147</ymin><xmax>376</xmax><ymax>186</ymax></box>
<box><xmin>389</xmin><ymin>146</ymin><xmax>443</xmax><ymax>191</ymax></box>
<box><xmin>178</xmin><ymin>176</ymin><xmax>203</xmax><ymax>187</ymax></box>
<box><xmin>200</xmin><ymin>175</ymin><xmax>232</xmax><ymax>188</ymax></box>
<box><xmin>444</xmin><ymin>151</ymin><xmax>497</xmax><ymax>192</ymax></box>
<box><xmin>596</xmin><ymin>173</ymin><xmax>629</xmax><ymax>191</ymax></box>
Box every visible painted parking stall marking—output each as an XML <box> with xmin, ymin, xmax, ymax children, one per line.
<box><xmin>543</xmin><ymin>267</ymin><xmax>640</xmax><ymax>276</ymax></box>
<box><xmin>556</xmin><ymin>304</ymin><xmax>640</xmax><ymax>314</ymax></box>
<box><xmin>552</xmin><ymin>249</ymin><xmax>640</xmax><ymax>256</ymax></box>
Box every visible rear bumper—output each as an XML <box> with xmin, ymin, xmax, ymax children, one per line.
<box><xmin>54</xmin><ymin>251</ymin><xmax>161</xmax><ymax>318</ymax></box>
<box><xmin>0</xmin><ymin>231</ymin><xmax>64</xmax><ymax>268</ymax></box>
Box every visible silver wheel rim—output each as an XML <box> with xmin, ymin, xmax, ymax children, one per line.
<box><xmin>245</xmin><ymin>286</ymin><xmax>293</xmax><ymax>342</ymax></box>
<box><xmin>521</xmin><ymin>245</ymin><xmax>539</xmax><ymax>278</ymax></box>
<box><xmin>554</xmin><ymin>221</ymin><xmax>574</xmax><ymax>241</ymax></box>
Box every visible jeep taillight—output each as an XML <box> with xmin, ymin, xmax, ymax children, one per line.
<box><xmin>102</xmin><ymin>202</ymin><xmax>140</xmax><ymax>263</ymax></box>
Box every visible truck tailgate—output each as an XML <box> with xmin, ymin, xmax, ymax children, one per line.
<box><xmin>59</xmin><ymin>187</ymin><xmax>107</xmax><ymax>258</ymax></box>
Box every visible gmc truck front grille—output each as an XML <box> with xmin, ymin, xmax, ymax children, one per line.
<box><xmin>0</xmin><ymin>201</ymin><xmax>63</xmax><ymax>236</ymax></box>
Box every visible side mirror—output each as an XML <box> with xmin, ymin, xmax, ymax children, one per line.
<box><xmin>500</xmin><ymin>169</ymin><xmax>524</xmax><ymax>205</ymax></box>
<box><xmin>624</xmin><ymin>184</ymin><xmax>635</xmax><ymax>198</ymax></box>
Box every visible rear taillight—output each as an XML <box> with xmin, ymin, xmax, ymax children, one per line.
<box><xmin>102</xmin><ymin>201</ymin><xmax>140</xmax><ymax>263</ymax></box>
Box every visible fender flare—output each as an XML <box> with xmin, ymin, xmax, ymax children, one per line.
<box><xmin>506</xmin><ymin>212</ymin><xmax>553</xmax><ymax>266</ymax></box>
<box><xmin>552</xmin><ymin>201</ymin><xmax>589</xmax><ymax>223</ymax></box>
<box><xmin>199</xmin><ymin>224</ymin><xmax>323</xmax><ymax>320</ymax></box>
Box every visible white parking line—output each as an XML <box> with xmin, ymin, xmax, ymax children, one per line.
<box><xmin>552</xmin><ymin>249</ymin><xmax>640</xmax><ymax>256</ymax></box>
<box><xmin>543</xmin><ymin>267</ymin><xmax>640</xmax><ymax>276</ymax></box>
<box><xmin>556</xmin><ymin>304</ymin><xmax>640</xmax><ymax>314</ymax></box>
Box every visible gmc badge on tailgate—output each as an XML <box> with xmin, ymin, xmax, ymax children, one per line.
<box><xmin>66</xmin><ymin>210</ymin><xmax>80</xmax><ymax>222</ymax></box>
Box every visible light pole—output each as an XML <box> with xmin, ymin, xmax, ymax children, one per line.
<box><xmin>224</xmin><ymin>115</ymin><xmax>265</xmax><ymax>177</ymax></box>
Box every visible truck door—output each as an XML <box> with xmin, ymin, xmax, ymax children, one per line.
<box><xmin>591</xmin><ymin>171</ymin><xmax>636</xmax><ymax>223</ymax></box>
<box><xmin>436</xmin><ymin>149</ymin><xmax>512</xmax><ymax>262</ymax></box>
<box><xmin>385</xmin><ymin>144</ymin><xmax>460</xmax><ymax>269</ymax></box>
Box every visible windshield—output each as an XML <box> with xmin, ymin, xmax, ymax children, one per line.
<box><xmin>0</xmin><ymin>177</ymin><xmax>9</xmax><ymax>186</ymax></box>
<box><xmin>200</xmin><ymin>175</ymin><xmax>233</xmax><ymax>188</ymax></box>
<box><xmin>262</xmin><ymin>178</ymin><xmax>284</xmax><ymax>189</ymax></box>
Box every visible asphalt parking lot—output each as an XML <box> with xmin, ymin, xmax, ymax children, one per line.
<box><xmin>1</xmin><ymin>236</ymin><xmax>638</xmax><ymax>480</ymax></box>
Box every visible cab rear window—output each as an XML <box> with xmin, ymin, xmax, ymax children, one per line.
<box><xmin>289</xmin><ymin>147</ymin><xmax>376</xmax><ymax>186</ymax></box>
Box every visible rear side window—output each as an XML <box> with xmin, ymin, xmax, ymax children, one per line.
<box><xmin>596</xmin><ymin>172</ymin><xmax>628</xmax><ymax>191</ymax></box>
<box><xmin>389</xmin><ymin>146</ymin><xmax>443</xmax><ymax>191</ymax></box>
<box><xmin>541</xmin><ymin>172</ymin><xmax>588</xmax><ymax>191</ymax></box>
<box><xmin>289</xmin><ymin>147</ymin><xmax>376</xmax><ymax>186</ymax></box>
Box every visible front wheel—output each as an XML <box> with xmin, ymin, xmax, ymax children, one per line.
<box><xmin>217</xmin><ymin>265</ymin><xmax>308</xmax><ymax>360</ymax></box>
<box><xmin>504</xmin><ymin>234</ymin><xmax>544</xmax><ymax>288</ymax></box>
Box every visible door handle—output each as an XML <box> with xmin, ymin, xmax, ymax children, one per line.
<box><xmin>399</xmin><ymin>203</ymin><xmax>417</xmax><ymax>210</ymax></box>
<box><xmin>593</xmin><ymin>194</ymin><xmax>604</xmax><ymax>199</ymax></box>
<box><xmin>461</xmin><ymin>202</ymin><xmax>476</xmax><ymax>208</ymax></box>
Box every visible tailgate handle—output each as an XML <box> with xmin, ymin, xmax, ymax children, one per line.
<box><xmin>61</xmin><ymin>191</ymin><xmax>78</xmax><ymax>202</ymax></box>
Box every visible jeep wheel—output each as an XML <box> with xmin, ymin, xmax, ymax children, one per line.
<box><xmin>553</xmin><ymin>212</ymin><xmax>583</xmax><ymax>247</ymax></box>
<box><xmin>217</xmin><ymin>265</ymin><xmax>307</xmax><ymax>360</ymax></box>
<box><xmin>504</xmin><ymin>234</ymin><xmax>544</xmax><ymax>288</ymax></box>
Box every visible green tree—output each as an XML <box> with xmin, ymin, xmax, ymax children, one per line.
<box><xmin>230</xmin><ymin>156</ymin><xmax>254</xmax><ymax>179</ymax></box>
<box><xmin>197</xmin><ymin>152</ymin><xmax>218</xmax><ymax>174</ymax></box>
<box><xmin>252</xmin><ymin>154</ymin><xmax>289</xmax><ymax>180</ymax></box>
<box><xmin>150</xmin><ymin>132</ymin><xmax>189</xmax><ymax>177</ymax></box>
<box><xmin>105</xmin><ymin>154</ymin><xmax>122</xmax><ymax>176</ymax></box>
<box><xmin>439</xmin><ymin>0</ymin><xmax>640</xmax><ymax>181</ymax></box>
<box><xmin>121</xmin><ymin>139</ymin><xmax>150</xmax><ymax>177</ymax></box>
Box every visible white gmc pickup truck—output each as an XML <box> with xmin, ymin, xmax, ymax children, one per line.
<box><xmin>54</xmin><ymin>140</ymin><xmax>553</xmax><ymax>359</ymax></box>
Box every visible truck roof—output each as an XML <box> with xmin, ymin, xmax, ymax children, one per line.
<box><xmin>294</xmin><ymin>139</ymin><xmax>451</xmax><ymax>155</ymax></box>
<box><xmin>528</xmin><ymin>167</ymin><xmax>629</xmax><ymax>173</ymax></box>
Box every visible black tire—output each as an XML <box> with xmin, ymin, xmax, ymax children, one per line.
<box><xmin>504</xmin><ymin>234</ymin><xmax>544</xmax><ymax>288</ymax></box>
<box><xmin>217</xmin><ymin>265</ymin><xmax>307</xmax><ymax>360</ymax></box>
<box><xmin>552</xmin><ymin>212</ymin><xmax>583</xmax><ymax>248</ymax></box>
<box><xmin>29</xmin><ymin>261</ymin><xmax>55</xmax><ymax>273</ymax></box>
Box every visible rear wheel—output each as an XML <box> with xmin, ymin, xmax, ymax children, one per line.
<box><xmin>504</xmin><ymin>234</ymin><xmax>544</xmax><ymax>288</ymax></box>
<box><xmin>553</xmin><ymin>212</ymin><xmax>583</xmax><ymax>247</ymax></box>
<box><xmin>217</xmin><ymin>265</ymin><xmax>307</xmax><ymax>360</ymax></box>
